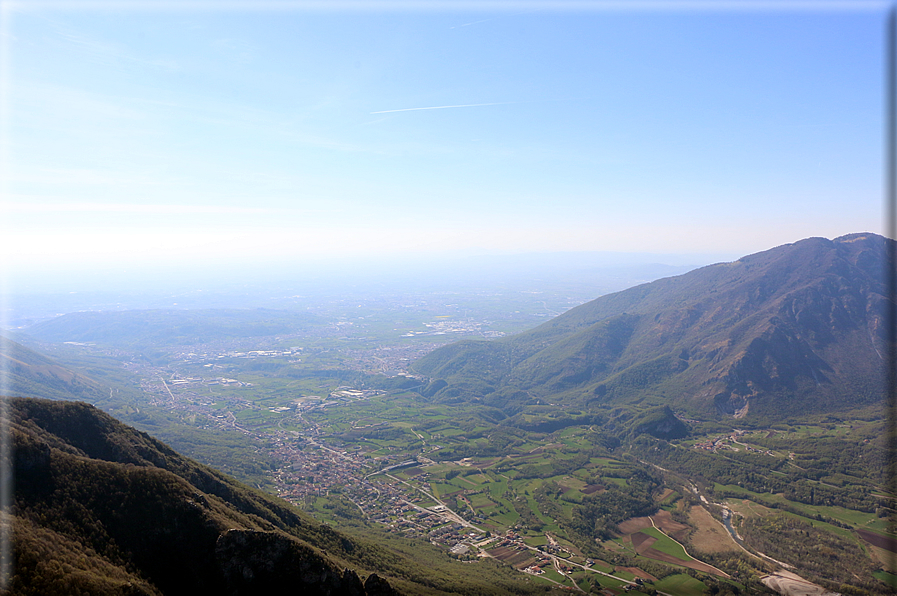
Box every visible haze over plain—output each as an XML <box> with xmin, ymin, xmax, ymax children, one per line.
<box><xmin>1</xmin><ymin>6</ymin><xmax>895</xmax><ymax>594</ymax></box>
<box><xmin>0</xmin><ymin>1</ymin><xmax>886</xmax><ymax>298</ymax></box>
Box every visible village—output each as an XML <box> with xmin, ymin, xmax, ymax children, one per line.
<box><xmin>264</xmin><ymin>408</ymin><xmax>627</xmax><ymax>592</ymax></box>
<box><xmin>692</xmin><ymin>430</ymin><xmax>777</xmax><ymax>456</ymax></box>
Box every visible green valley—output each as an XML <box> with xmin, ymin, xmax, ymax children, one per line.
<box><xmin>5</xmin><ymin>234</ymin><xmax>896</xmax><ymax>595</ymax></box>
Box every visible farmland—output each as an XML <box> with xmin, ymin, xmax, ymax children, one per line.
<box><xmin>25</xmin><ymin>299</ymin><xmax>896</xmax><ymax>596</ymax></box>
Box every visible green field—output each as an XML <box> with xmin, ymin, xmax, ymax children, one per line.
<box><xmin>655</xmin><ymin>574</ymin><xmax>707</xmax><ymax>596</ymax></box>
<box><xmin>873</xmin><ymin>570</ymin><xmax>897</xmax><ymax>589</ymax></box>
<box><xmin>96</xmin><ymin>323</ymin><xmax>893</xmax><ymax>596</ymax></box>
<box><xmin>641</xmin><ymin>527</ymin><xmax>694</xmax><ymax>562</ymax></box>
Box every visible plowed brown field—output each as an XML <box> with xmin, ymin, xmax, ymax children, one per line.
<box><xmin>650</xmin><ymin>510</ymin><xmax>690</xmax><ymax>542</ymax></box>
<box><xmin>630</xmin><ymin>531</ymin><xmax>656</xmax><ymax>552</ymax></box>
<box><xmin>857</xmin><ymin>529</ymin><xmax>897</xmax><ymax>553</ymax></box>
<box><xmin>687</xmin><ymin>506</ymin><xmax>739</xmax><ymax>554</ymax></box>
<box><xmin>618</xmin><ymin>516</ymin><xmax>653</xmax><ymax>535</ymax></box>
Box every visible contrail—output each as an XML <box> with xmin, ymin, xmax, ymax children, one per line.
<box><xmin>370</xmin><ymin>102</ymin><xmax>514</xmax><ymax>114</ymax></box>
<box><xmin>450</xmin><ymin>19</ymin><xmax>492</xmax><ymax>29</ymax></box>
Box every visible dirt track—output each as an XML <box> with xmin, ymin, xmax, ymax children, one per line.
<box><xmin>629</xmin><ymin>531</ymin><xmax>727</xmax><ymax>577</ymax></box>
<box><xmin>617</xmin><ymin>511</ymin><xmax>689</xmax><ymax>541</ymax></box>
<box><xmin>761</xmin><ymin>571</ymin><xmax>839</xmax><ymax>596</ymax></box>
<box><xmin>640</xmin><ymin>545</ymin><xmax>726</xmax><ymax>577</ymax></box>
<box><xmin>650</xmin><ymin>510</ymin><xmax>690</xmax><ymax>542</ymax></box>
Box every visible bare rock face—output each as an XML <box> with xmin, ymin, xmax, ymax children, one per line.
<box><xmin>364</xmin><ymin>573</ymin><xmax>401</xmax><ymax>596</ymax></box>
<box><xmin>215</xmin><ymin>529</ymin><xmax>368</xmax><ymax>596</ymax></box>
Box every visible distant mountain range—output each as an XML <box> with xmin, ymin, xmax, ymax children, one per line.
<box><xmin>412</xmin><ymin>233</ymin><xmax>893</xmax><ymax>420</ymax></box>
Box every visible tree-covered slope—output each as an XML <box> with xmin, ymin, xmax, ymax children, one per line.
<box><xmin>8</xmin><ymin>398</ymin><xmax>552</xmax><ymax>596</ymax></box>
<box><xmin>10</xmin><ymin>397</ymin><xmax>401</xmax><ymax>595</ymax></box>
<box><xmin>0</xmin><ymin>336</ymin><xmax>110</xmax><ymax>404</ymax></box>
<box><xmin>412</xmin><ymin>233</ymin><xmax>893</xmax><ymax>419</ymax></box>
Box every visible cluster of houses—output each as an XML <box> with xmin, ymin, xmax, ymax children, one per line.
<box><xmin>272</xmin><ymin>438</ymin><xmax>368</xmax><ymax>500</ymax></box>
<box><xmin>693</xmin><ymin>436</ymin><xmax>730</xmax><ymax>452</ymax></box>
<box><xmin>523</xmin><ymin>561</ymin><xmax>549</xmax><ymax>575</ymax></box>
<box><xmin>173</xmin><ymin>348</ymin><xmax>300</xmax><ymax>362</ymax></box>
<box><xmin>692</xmin><ymin>430</ymin><xmax>774</xmax><ymax>456</ymax></box>
<box><xmin>271</xmin><ymin>428</ymin><xmax>499</xmax><ymax>556</ymax></box>
<box><xmin>167</xmin><ymin>375</ymin><xmax>251</xmax><ymax>387</ymax></box>
<box><xmin>401</xmin><ymin>318</ymin><xmax>505</xmax><ymax>339</ymax></box>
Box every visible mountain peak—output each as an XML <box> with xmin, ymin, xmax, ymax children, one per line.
<box><xmin>412</xmin><ymin>233</ymin><xmax>892</xmax><ymax>420</ymax></box>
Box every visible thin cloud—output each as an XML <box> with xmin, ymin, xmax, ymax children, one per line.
<box><xmin>51</xmin><ymin>23</ymin><xmax>181</xmax><ymax>72</ymax></box>
<box><xmin>3</xmin><ymin>202</ymin><xmax>273</xmax><ymax>215</ymax></box>
<box><xmin>450</xmin><ymin>18</ymin><xmax>493</xmax><ymax>29</ymax></box>
<box><xmin>6</xmin><ymin>1</ymin><xmax>885</xmax><ymax>13</ymax></box>
<box><xmin>370</xmin><ymin>102</ymin><xmax>515</xmax><ymax>114</ymax></box>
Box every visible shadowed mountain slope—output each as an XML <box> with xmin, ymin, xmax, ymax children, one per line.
<box><xmin>0</xmin><ymin>336</ymin><xmax>110</xmax><ymax>404</ymax></box>
<box><xmin>411</xmin><ymin>233</ymin><xmax>893</xmax><ymax>419</ymax></box>
<box><xmin>10</xmin><ymin>397</ymin><xmax>402</xmax><ymax>596</ymax></box>
<box><xmin>8</xmin><ymin>398</ymin><xmax>549</xmax><ymax>596</ymax></box>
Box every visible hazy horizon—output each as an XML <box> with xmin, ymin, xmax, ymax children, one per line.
<box><xmin>0</xmin><ymin>2</ymin><xmax>887</xmax><ymax>301</ymax></box>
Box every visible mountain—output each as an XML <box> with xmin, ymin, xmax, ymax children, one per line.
<box><xmin>10</xmin><ymin>397</ymin><xmax>404</xmax><ymax>595</ymax></box>
<box><xmin>411</xmin><ymin>233</ymin><xmax>893</xmax><ymax>420</ymax></box>
<box><xmin>8</xmin><ymin>398</ymin><xmax>544</xmax><ymax>596</ymax></box>
<box><xmin>0</xmin><ymin>335</ymin><xmax>110</xmax><ymax>404</ymax></box>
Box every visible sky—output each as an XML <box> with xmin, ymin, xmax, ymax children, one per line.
<box><xmin>0</xmin><ymin>0</ymin><xmax>889</xmax><ymax>291</ymax></box>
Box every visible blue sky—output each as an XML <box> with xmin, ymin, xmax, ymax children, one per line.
<box><xmin>0</xmin><ymin>1</ymin><xmax>888</xmax><ymax>285</ymax></box>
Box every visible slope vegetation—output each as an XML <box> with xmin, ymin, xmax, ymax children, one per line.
<box><xmin>9</xmin><ymin>398</ymin><xmax>550</xmax><ymax>596</ymax></box>
<box><xmin>412</xmin><ymin>233</ymin><xmax>892</xmax><ymax>419</ymax></box>
<box><xmin>0</xmin><ymin>336</ymin><xmax>109</xmax><ymax>404</ymax></box>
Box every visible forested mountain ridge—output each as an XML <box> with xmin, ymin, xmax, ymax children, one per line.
<box><xmin>0</xmin><ymin>335</ymin><xmax>110</xmax><ymax>404</ymax></box>
<box><xmin>412</xmin><ymin>233</ymin><xmax>892</xmax><ymax>419</ymax></box>
<box><xmin>9</xmin><ymin>396</ymin><xmax>409</xmax><ymax>595</ymax></box>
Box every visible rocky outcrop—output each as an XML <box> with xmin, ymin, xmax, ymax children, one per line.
<box><xmin>364</xmin><ymin>573</ymin><xmax>401</xmax><ymax>596</ymax></box>
<box><xmin>215</xmin><ymin>529</ymin><xmax>368</xmax><ymax>596</ymax></box>
<box><xmin>10</xmin><ymin>398</ymin><xmax>403</xmax><ymax>596</ymax></box>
